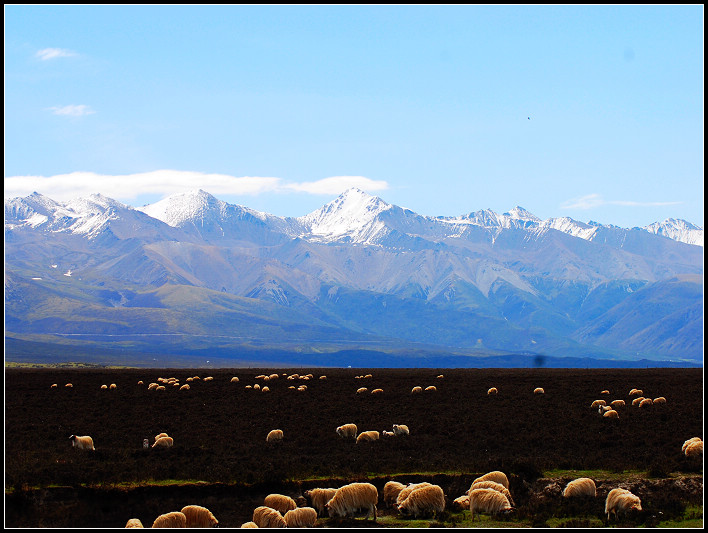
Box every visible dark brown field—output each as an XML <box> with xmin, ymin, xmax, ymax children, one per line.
<box><xmin>4</xmin><ymin>367</ymin><xmax>703</xmax><ymax>527</ymax></box>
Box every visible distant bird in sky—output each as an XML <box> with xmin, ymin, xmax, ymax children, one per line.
<box><xmin>528</xmin><ymin>116</ymin><xmax>531</xmax><ymax>120</ymax></box>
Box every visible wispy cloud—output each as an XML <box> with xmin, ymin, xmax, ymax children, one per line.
<box><xmin>3</xmin><ymin>171</ymin><xmax>390</xmax><ymax>204</ymax></box>
<box><xmin>561</xmin><ymin>193</ymin><xmax>681</xmax><ymax>210</ymax></box>
<box><xmin>35</xmin><ymin>48</ymin><xmax>77</xmax><ymax>61</ymax></box>
<box><xmin>47</xmin><ymin>104</ymin><xmax>95</xmax><ymax>117</ymax></box>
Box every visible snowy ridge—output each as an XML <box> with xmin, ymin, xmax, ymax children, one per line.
<box><xmin>644</xmin><ymin>218</ymin><xmax>703</xmax><ymax>247</ymax></box>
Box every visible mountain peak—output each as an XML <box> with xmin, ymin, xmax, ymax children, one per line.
<box><xmin>505</xmin><ymin>206</ymin><xmax>540</xmax><ymax>221</ymax></box>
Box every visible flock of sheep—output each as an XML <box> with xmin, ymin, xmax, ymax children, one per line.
<box><xmin>56</xmin><ymin>374</ymin><xmax>702</xmax><ymax>527</ymax></box>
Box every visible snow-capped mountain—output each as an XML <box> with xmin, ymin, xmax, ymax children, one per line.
<box><xmin>4</xmin><ymin>188</ymin><xmax>703</xmax><ymax>364</ymax></box>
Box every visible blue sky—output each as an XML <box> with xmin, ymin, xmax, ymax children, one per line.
<box><xmin>4</xmin><ymin>5</ymin><xmax>704</xmax><ymax>228</ymax></box>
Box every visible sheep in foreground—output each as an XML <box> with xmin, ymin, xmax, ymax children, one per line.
<box><xmin>605</xmin><ymin>488</ymin><xmax>642</xmax><ymax>520</ymax></box>
<box><xmin>152</xmin><ymin>511</ymin><xmax>187</xmax><ymax>528</ymax></box>
<box><xmin>396</xmin><ymin>482</ymin><xmax>433</xmax><ymax>507</ymax></box>
<box><xmin>469</xmin><ymin>480</ymin><xmax>514</xmax><ymax>506</ymax></box>
<box><xmin>304</xmin><ymin>488</ymin><xmax>337</xmax><ymax>516</ymax></box>
<box><xmin>336</xmin><ymin>423</ymin><xmax>357</xmax><ymax>439</ymax></box>
<box><xmin>383</xmin><ymin>481</ymin><xmax>406</xmax><ymax>508</ymax></box>
<box><xmin>152</xmin><ymin>436</ymin><xmax>174</xmax><ymax>448</ymax></box>
<box><xmin>603</xmin><ymin>409</ymin><xmax>619</xmax><ymax>419</ymax></box>
<box><xmin>325</xmin><ymin>482</ymin><xmax>378</xmax><ymax>520</ymax></box>
<box><xmin>487</xmin><ymin>387</ymin><xmax>498</xmax><ymax>395</ymax></box>
<box><xmin>69</xmin><ymin>435</ymin><xmax>95</xmax><ymax>451</ymax></box>
<box><xmin>252</xmin><ymin>506</ymin><xmax>286</xmax><ymax>528</ymax></box>
<box><xmin>472</xmin><ymin>470</ymin><xmax>509</xmax><ymax>489</ymax></box>
<box><xmin>392</xmin><ymin>424</ymin><xmax>409</xmax><ymax>436</ymax></box>
<box><xmin>397</xmin><ymin>484</ymin><xmax>445</xmax><ymax>518</ymax></box>
<box><xmin>181</xmin><ymin>505</ymin><xmax>218</xmax><ymax>528</ymax></box>
<box><xmin>266</xmin><ymin>429</ymin><xmax>284</xmax><ymax>443</ymax></box>
<box><xmin>283</xmin><ymin>507</ymin><xmax>318</xmax><ymax>528</ymax></box>
<box><xmin>356</xmin><ymin>431</ymin><xmax>380</xmax><ymax>444</ymax></box>
<box><xmin>125</xmin><ymin>518</ymin><xmax>144</xmax><ymax>528</ymax></box>
<box><xmin>684</xmin><ymin>440</ymin><xmax>703</xmax><ymax>458</ymax></box>
<box><xmin>682</xmin><ymin>437</ymin><xmax>702</xmax><ymax>454</ymax></box>
<box><xmin>264</xmin><ymin>494</ymin><xmax>297</xmax><ymax>515</ymax></box>
<box><xmin>469</xmin><ymin>488</ymin><xmax>513</xmax><ymax>521</ymax></box>
<box><xmin>563</xmin><ymin>478</ymin><xmax>596</xmax><ymax>498</ymax></box>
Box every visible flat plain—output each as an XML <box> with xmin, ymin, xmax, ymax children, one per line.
<box><xmin>4</xmin><ymin>367</ymin><xmax>703</xmax><ymax>527</ymax></box>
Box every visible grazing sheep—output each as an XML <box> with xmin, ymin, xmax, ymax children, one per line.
<box><xmin>101</xmin><ymin>385</ymin><xmax>108</xmax><ymax>390</ymax></box>
<box><xmin>297</xmin><ymin>385</ymin><xmax>307</xmax><ymax>392</ymax></box>
<box><xmin>284</xmin><ymin>507</ymin><xmax>318</xmax><ymax>528</ymax></box>
<box><xmin>682</xmin><ymin>437</ymin><xmax>703</xmax><ymax>454</ymax></box>
<box><xmin>411</xmin><ymin>386</ymin><xmax>423</xmax><ymax>394</ymax></box>
<box><xmin>610</xmin><ymin>400</ymin><xmax>625</xmax><ymax>409</ymax></box>
<box><xmin>603</xmin><ymin>410</ymin><xmax>619</xmax><ymax>419</ymax></box>
<box><xmin>319</xmin><ymin>375</ymin><xmax>327</xmax><ymax>380</ymax></box>
<box><xmin>469</xmin><ymin>488</ymin><xmax>513</xmax><ymax>521</ymax></box>
<box><xmin>591</xmin><ymin>399</ymin><xmax>607</xmax><ymax>408</ymax></box>
<box><xmin>155</xmin><ymin>386</ymin><xmax>166</xmax><ymax>391</ymax></box>
<box><xmin>266</xmin><ymin>429</ymin><xmax>284</xmax><ymax>444</ymax></box>
<box><xmin>181</xmin><ymin>505</ymin><xmax>218</xmax><ymax>528</ymax></box>
<box><xmin>261</xmin><ymin>386</ymin><xmax>270</xmax><ymax>393</ymax></box>
<box><xmin>304</xmin><ymin>488</ymin><xmax>338</xmax><ymax>516</ymax></box>
<box><xmin>51</xmin><ymin>384</ymin><xmax>58</xmax><ymax>388</ymax></box>
<box><xmin>487</xmin><ymin>387</ymin><xmax>498</xmax><ymax>395</ymax></box>
<box><xmin>69</xmin><ymin>435</ymin><xmax>95</xmax><ymax>451</ymax></box>
<box><xmin>605</xmin><ymin>488</ymin><xmax>642</xmax><ymax>520</ymax></box>
<box><xmin>240</xmin><ymin>521</ymin><xmax>258</xmax><ymax>528</ymax></box>
<box><xmin>356</xmin><ymin>431</ymin><xmax>380</xmax><ymax>444</ymax></box>
<box><xmin>364</xmin><ymin>374</ymin><xmax>373</xmax><ymax>379</ymax></box>
<box><xmin>383</xmin><ymin>481</ymin><xmax>406</xmax><ymax>508</ymax></box>
<box><xmin>436</xmin><ymin>374</ymin><xmax>444</xmax><ymax>379</ymax></box>
<box><xmin>452</xmin><ymin>495</ymin><xmax>470</xmax><ymax>511</ymax></box>
<box><xmin>137</xmin><ymin>380</ymin><xmax>144</xmax><ymax>385</ymax></box>
<box><xmin>356</xmin><ymin>387</ymin><xmax>368</xmax><ymax>394</ymax></box>
<box><xmin>397</xmin><ymin>484</ymin><xmax>445</xmax><ymax>518</ymax></box>
<box><xmin>179</xmin><ymin>384</ymin><xmax>190</xmax><ymax>391</ymax></box>
<box><xmin>253</xmin><ymin>384</ymin><xmax>261</xmax><ymax>390</ymax></box>
<box><xmin>563</xmin><ymin>478</ymin><xmax>596</xmax><ymax>498</ymax></box>
<box><xmin>371</xmin><ymin>388</ymin><xmax>384</xmax><ymax>394</ymax></box>
<box><xmin>268</xmin><ymin>374</ymin><xmax>279</xmax><ymax>380</ymax></box>
<box><xmin>148</xmin><ymin>383</ymin><xmax>159</xmax><ymax>391</ymax></box>
<box><xmin>325</xmin><ymin>482</ymin><xmax>378</xmax><ymax>520</ymax></box>
<box><xmin>392</xmin><ymin>424</ymin><xmax>410</xmax><ymax>436</ymax></box>
<box><xmin>231</xmin><ymin>377</ymin><xmax>240</xmax><ymax>382</ymax></box>
<box><xmin>424</xmin><ymin>386</ymin><xmax>437</xmax><ymax>392</ymax></box>
<box><xmin>110</xmin><ymin>383</ymin><xmax>117</xmax><ymax>390</ymax></box>
<box><xmin>396</xmin><ymin>483</ymin><xmax>433</xmax><ymax>507</ymax></box>
<box><xmin>65</xmin><ymin>383</ymin><xmax>73</xmax><ymax>388</ymax></box>
<box><xmin>472</xmin><ymin>471</ymin><xmax>509</xmax><ymax>489</ymax></box>
<box><xmin>264</xmin><ymin>494</ymin><xmax>297</xmax><ymax>515</ymax></box>
<box><xmin>684</xmin><ymin>440</ymin><xmax>703</xmax><ymax>458</ymax></box>
<box><xmin>154</xmin><ymin>432</ymin><xmax>169</xmax><ymax>442</ymax></box>
<box><xmin>125</xmin><ymin>518</ymin><xmax>144</xmax><ymax>528</ymax></box>
<box><xmin>252</xmin><ymin>506</ymin><xmax>286</xmax><ymax>528</ymax></box>
<box><xmin>382</xmin><ymin>430</ymin><xmax>395</xmax><ymax>437</ymax></box>
<box><xmin>469</xmin><ymin>480</ymin><xmax>515</xmax><ymax>506</ymax></box>
<box><xmin>631</xmin><ymin>397</ymin><xmax>645</xmax><ymax>406</ymax></box>
<box><xmin>203</xmin><ymin>376</ymin><xmax>213</xmax><ymax>382</ymax></box>
<box><xmin>653</xmin><ymin>396</ymin><xmax>667</xmax><ymax>404</ymax></box>
<box><xmin>152</xmin><ymin>436</ymin><xmax>174</xmax><ymax>448</ymax></box>
<box><xmin>336</xmin><ymin>423</ymin><xmax>357</xmax><ymax>439</ymax></box>
<box><xmin>629</xmin><ymin>389</ymin><xmax>643</xmax><ymax>397</ymax></box>
<box><xmin>533</xmin><ymin>387</ymin><xmax>544</xmax><ymax>394</ymax></box>
<box><xmin>600</xmin><ymin>390</ymin><xmax>610</xmax><ymax>395</ymax></box>
<box><xmin>152</xmin><ymin>511</ymin><xmax>187</xmax><ymax>528</ymax></box>
<box><xmin>639</xmin><ymin>398</ymin><xmax>653</xmax><ymax>408</ymax></box>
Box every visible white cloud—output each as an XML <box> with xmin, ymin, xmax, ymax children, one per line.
<box><xmin>561</xmin><ymin>193</ymin><xmax>681</xmax><ymax>210</ymax></box>
<box><xmin>47</xmin><ymin>105</ymin><xmax>95</xmax><ymax>117</ymax></box>
<box><xmin>35</xmin><ymin>48</ymin><xmax>77</xmax><ymax>61</ymax></box>
<box><xmin>3</xmin><ymin>171</ymin><xmax>389</xmax><ymax>204</ymax></box>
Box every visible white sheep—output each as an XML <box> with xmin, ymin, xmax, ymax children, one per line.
<box><xmin>396</xmin><ymin>482</ymin><xmax>433</xmax><ymax>507</ymax></box>
<box><xmin>610</xmin><ymin>400</ymin><xmax>625</xmax><ymax>409</ymax></box>
<box><xmin>356</xmin><ymin>387</ymin><xmax>368</xmax><ymax>394</ymax></box>
<box><xmin>411</xmin><ymin>386</ymin><xmax>423</xmax><ymax>394</ymax></box>
<box><xmin>264</xmin><ymin>494</ymin><xmax>297</xmax><ymax>515</ymax></box>
<box><xmin>638</xmin><ymin>398</ymin><xmax>653</xmax><ymax>408</ymax></box>
<box><xmin>152</xmin><ymin>436</ymin><xmax>174</xmax><ymax>448</ymax></box>
<box><xmin>69</xmin><ymin>435</ymin><xmax>95</xmax><ymax>451</ymax></box>
<box><xmin>252</xmin><ymin>506</ymin><xmax>286</xmax><ymax>528</ymax></box>
<box><xmin>472</xmin><ymin>471</ymin><xmax>509</xmax><ymax>489</ymax></box>
<box><xmin>684</xmin><ymin>440</ymin><xmax>703</xmax><ymax>458</ymax></box>
<box><xmin>152</xmin><ymin>511</ymin><xmax>187</xmax><ymax>528</ymax></box>
<box><xmin>383</xmin><ymin>481</ymin><xmax>406</xmax><ymax>508</ymax></box>
<box><xmin>468</xmin><ymin>480</ymin><xmax>515</xmax><ymax>506</ymax></box>
<box><xmin>51</xmin><ymin>384</ymin><xmax>58</xmax><ymax>389</ymax></box>
<box><xmin>682</xmin><ymin>437</ymin><xmax>702</xmax><ymax>454</ymax></box>
<box><xmin>154</xmin><ymin>432</ymin><xmax>169</xmax><ymax>442</ymax></box>
<box><xmin>266</xmin><ymin>429</ymin><xmax>284</xmax><ymax>444</ymax></box>
<box><xmin>533</xmin><ymin>387</ymin><xmax>545</xmax><ymax>395</ymax></box>
<box><xmin>563</xmin><ymin>478</ymin><xmax>596</xmax><ymax>498</ymax></box>
<box><xmin>397</xmin><ymin>484</ymin><xmax>445</xmax><ymax>518</ymax></box>
<box><xmin>469</xmin><ymin>488</ymin><xmax>513</xmax><ymax>521</ymax></box>
<box><xmin>356</xmin><ymin>431</ymin><xmax>380</xmax><ymax>444</ymax></box>
<box><xmin>109</xmin><ymin>383</ymin><xmax>117</xmax><ymax>390</ymax></box>
<box><xmin>325</xmin><ymin>482</ymin><xmax>378</xmax><ymax>520</ymax></box>
<box><xmin>336</xmin><ymin>423</ymin><xmax>357</xmax><ymax>439</ymax></box>
<box><xmin>603</xmin><ymin>409</ymin><xmax>619</xmax><ymax>419</ymax></box>
<box><xmin>125</xmin><ymin>518</ymin><xmax>144</xmax><ymax>528</ymax></box>
<box><xmin>181</xmin><ymin>505</ymin><xmax>218</xmax><ymax>528</ymax></box>
<box><xmin>591</xmin><ymin>399</ymin><xmax>607</xmax><ymax>408</ymax></box>
<box><xmin>371</xmin><ymin>388</ymin><xmax>383</xmax><ymax>394</ymax></box>
<box><xmin>283</xmin><ymin>507</ymin><xmax>318</xmax><ymax>528</ymax></box>
<box><xmin>452</xmin><ymin>495</ymin><xmax>470</xmax><ymax>511</ymax></box>
<box><xmin>231</xmin><ymin>377</ymin><xmax>239</xmax><ymax>382</ymax></box>
<box><xmin>240</xmin><ymin>521</ymin><xmax>258</xmax><ymax>528</ymax></box>
<box><xmin>653</xmin><ymin>396</ymin><xmax>667</xmax><ymax>404</ymax></box>
<box><xmin>424</xmin><ymin>386</ymin><xmax>437</xmax><ymax>392</ymax></box>
<box><xmin>304</xmin><ymin>488</ymin><xmax>337</xmax><ymax>516</ymax></box>
<box><xmin>382</xmin><ymin>430</ymin><xmax>395</xmax><ymax>437</ymax></box>
<box><xmin>392</xmin><ymin>424</ymin><xmax>410</xmax><ymax>436</ymax></box>
<box><xmin>487</xmin><ymin>387</ymin><xmax>498</xmax><ymax>395</ymax></box>
<box><xmin>605</xmin><ymin>488</ymin><xmax>642</xmax><ymax>520</ymax></box>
